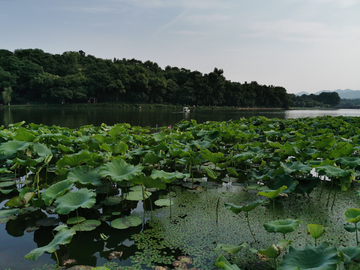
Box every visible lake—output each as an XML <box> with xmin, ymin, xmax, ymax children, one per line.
<box><xmin>1</xmin><ymin>106</ymin><xmax>360</xmax><ymax>128</ymax></box>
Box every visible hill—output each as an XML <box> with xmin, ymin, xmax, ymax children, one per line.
<box><xmin>296</xmin><ymin>89</ymin><xmax>360</xmax><ymax>99</ymax></box>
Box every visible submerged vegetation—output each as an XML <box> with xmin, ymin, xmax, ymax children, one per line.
<box><xmin>0</xmin><ymin>115</ymin><xmax>360</xmax><ymax>269</ymax></box>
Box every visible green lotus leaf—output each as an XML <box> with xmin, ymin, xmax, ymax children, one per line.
<box><xmin>307</xmin><ymin>224</ymin><xmax>327</xmax><ymax>239</ymax></box>
<box><xmin>257</xmin><ymin>185</ymin><xmax>287</xmax><ymax>199</ymax></box>
<box><xmin>215</xmin><ymin>254</ymin><xmax>241</xmax><ymax>270</ymax></box>
<box><xmin>264</xmin><ymin>219</ymin><xmax>302</xmax><ymax>235</ymax></box>
<box><xmin>33</xmin><ymin>142</ymin><xmax>52</xmax><ymax>156</ymax></box>
<box><xmin>143</xmin><ymin>151</ymin><xmax>162</xmax><ymax>165</ymax></box>
<box><xmin>201</xmin><ymin>149</ymin><xmax>224</xmax><ymax>164</ymax></box>
<box><xmin>67</xmin><ymin>216</ymin><xmax>86</xmax><ymax>225</ymax></box>
<box><xmin>72</xmin><ymin>219</ymin><xmax>101</xmax><ymax>231</ymax></box>
<box><xmin>152</xmin><ymin>132</ymin><xmax>167</xmax><ymax>142</ymax></box>
<box><xmin>280</xmin><ymin>242</ymin><xmax>340</xmax><ymax>270</ymax></box>
<box><xmin>154</xmin><ymin>199</ymin><xmax>174</xmax><ymax>207</ymax></box>
<box><xmin>125</xmin><ymin>190</ymin><xmax>151</xmax><ymax>201</ymax></box>
<box><xmin>225</xmin><ymin>200</ymin><xmax>264</xmax><ymax>213</ymax></box>
<box><xmin>213</xmin><ymin>243</ymin><xmax>247</xmax><ymax>255</ymax></box>
<box><xmin>0</xmin><ymin>181</ymin><xmax>15</xmax><ymax>188</ymax></box>
<box><xmin>337</xmin><ymin>157</ymin><xmax>360</xmax><ymax>169</ymax></box>
<box><xmin>66</xmin><ymin>166</ymin><xmax>102</xmax><ymax>186</ymax></box>
<box><xmin>315</xmin><ymin>164</ymin><xmax>351</xmax><ymax>178</ymax></box>
<box><xmin>272</xmin><ymin>175</ymin><xmax>298</xmax><ymax>193</ymax></box>
<box><xmin>0</xmin><ymin>208</ymin><xmax>20</xmax><ymax>217</ymax></box>
<box><xmin>0</xmin><ymin>168</ymin><xmax>12</xmax><ymax>174</ymax></box>
<box><xmin>344</xmin><ymin>208</ymin><xmax>360</xmax><ymax>224</ymax></box>
<box><xmin>54</xmin><ymin>188</ymin><xmax>96</xmax><ymax>215</ymax></box>
<box><xmin>205</xmin><ymin>167</ymin><xmax>218</xmax><ymax>179</ymax></box>
<box><xmin>151</xmin><ymin>170</ymin><xmax>190</xmax><ymax>183</ymax></box>
<box><xmin>100</xmin><ymin>141</ymin><xmax>128</xmax><ymax>155</ymax></box>
<box><xmin>57</xmin><ymin>144</ymin><xmax>75</xmax><ymax>153</ymax></box>
<box><xmin>338</xmin><ymin>246</ymin><xmax>360</xmax><ymax>263</ymax></box>
<box><xmin>294</xmin><ymin>177</ymin><xmax>320</xmax><ymax>194</ymax></box>
<box><xmin>258</xmin><ymin>239</ymin><xmax>292</xmax><ymax>259</ymax></box>
<box><xmin>0</xmin><ymin>140</ymin><xmax>31</xmax><ymax>156</ymax></box>
<box><xmin>130</xmin><ymin>174</ymin><xmax>166</xmax><ymax>189</ymax></box>
<box><xmin>281</xmin><ymin>161</ymin><xmax>313</xmax><ymax>174</ymax></box>
<box><xmin>56</xmin><ymin>150</ymin><xmax>92</xmax><ymax>168</ymax></box>
<box><xmin>110</xmin><ymin>216</ymin><xmax>142</xmax><ymax>229</ymax></box>
<box><xmin>100</xmin><ymin>196</ymin><xmax>123</xmax><ymax>205</ymax></box>
<box><xmin>25</xmin><ymin>227</ymin><xmax>76</xmax><ymax>261</ymax></box>
<box><xmin>344</xmin><ymin>223</ymin><xmax>360</xmax><ymax>232</ymax></box>
<box><xmin>36</xmin><ymin>217</ymin><xmax>61</xmax><ymax>227</ymax></box>
<box><xmin>13</xmin><ymin>127</ymin><xmax>36</xmax><ymax>142</ymax></box>
<box><xmin>314</xmin><ymin>137</ymin><xmax>335</xmax><ymax>150</ymax></box>
<box><xmin>99</xmin><ymin>159</ymin><xmax>143</xmax><ymax>182</ymax></box>
<box><xmin>329</xmin><ymin>143</ymin><xmax>353</xmax><ymax>159</ymax></box>
<box><xmin>5</xmin><ymin>196</ymin><xmax>26</xmax><ymax>208</ymax></box>
<box><xmin>41</xmin><ymin>179</ymin><xmax>74</xmax><ymax>206</ymax></box>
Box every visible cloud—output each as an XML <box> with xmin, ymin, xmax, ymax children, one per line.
<box><xmin>169</xmin><ymin>30</ymin><xmax>209</xmax><ymax>36</ymax></box>
<box><xmin>121</xmin><ymin>0</ymin><xmax>231</xmax><ymax>9</ymax></box>
<box><xmin>185</xmin><ymin>13</ymin><xmax>229</xmax><ymax>23</ymax></box>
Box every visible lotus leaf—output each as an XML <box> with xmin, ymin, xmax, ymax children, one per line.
<box><xmin>25</xmin><ymin>226</ymin><xmax>76</xmax><ymax>260</ymax></box>
<box><xmin>57</xmin><ymin>144</ymin><xmax>74</xmax><ymax>153</ymax></box>
<box><xmin>125</xmin><ymin>190</ymin><xmax>151</xmax><ymax>201</ymax></box>
<box><xmin>344</xmin><ymin>223</ymin><xmax>360</xmax><ymax>232</ymax></box>
<box><xmin>41</xmin><ymin>179</ymin><xmax>74</xmax><ymax>206</ymax></box>
<box><xmin>66</xmin><ymin>166</ymin><xmax>102</xmax><ymax>186</ymax></box>
<box><xmin>154</xmin><ymin>199</ymin><xmax>173</xmax><ymax>207</ymax></box>
<box><xmin>338</xmin><ymin>246</ymin><xmax>360</xmax><ymax>266</ymax></box>
<box><xmin>307</xmin><ymin>224</ymin><xmax>327</xmax><ymax>239</ymax></box>
<box><xmin>110</xmin><ymin>216</ymin><xmax>142</xmax><ymax>229</ymax></box>
<box><xmin>258</xmin><ymin>239</ymin><xmax>292</xmax><ymax>259</ymax></box>
<box><xmin>0</xmin><ymin>208</ymin><xmax>20</xmax><ymax>217</ymax></box>
<box><xmin>206</xmin><ymin>167</ymin><xmax>218</xmax><ymax>179</ymax></box>
<box><xmin>13</xmin><ymin>127</ymin><xmax>36</xmax><ymax>142</ymax></box>
<box><xmin>5</xmin><ymin>196</ymin><xmax>26</xmax><ymax>208</ymax></box>
<box><xmin>153</xmin><ymin>132</ymin><xmax>167</xmax><ymax>142</ymax></box>
<box><xmin>56</xmin><ymin>150</ymin><xmax>92</xmax><ymax>168</ymax></box>
<box><xmin>99</xmin><ymin>159</ymin><xmax>143</xmax><ymax>182</ymax></box>
<box><xmin>215</xmin><ymin>254</ymin><xmax>241</xmax><ymax>270</ymax></box>
<box><xmin>225</xmin><ymin>200</ymin><xmax>264</xmax><ymax>213</ymax></box>
<box><xmin>151</xmin><ymin>170</ymin><xmax>189</xmax><ymax>183</ymax></box>
<box><xmin>0</xmin><ymin>181</ymin><xmax>15</xmax><ymax>188</ymax></box>
<box><xmin>33</xmin><ymin>142</ymin><xmax>52</xmax><ymax>156</ymax></box>
<box><xmin>213</xmin><ymin>243</ymin><xmax>247</xmax><ymax>255</ymax></box>
<box><xmin>272</xmin><ymin>175</ymin><xmax>298</xmax><ymax>193</ymax></box>
<box><xmin>344</xmin><ymin>208</ymin><xmax>360</xmax><ymax>224</ymax></box>
<box><xmin>130</xmin><ymin>174</ymin><xmax>166</xmax><ymax>189</ymax></box>
<box><xmin>54</xmin><ymin>188</ymin><xmax>96</xmax><ymax>215</ymax></box>
<box><xmin>0</xmin><ymin>140</ymin><xmax>31</xmax><ymax>156</ymax></box>
<box><xmin>100</xmin><ymin>196</ymin><xmax>123</xmax><ymax>205</ymax></box>
<box><xmin>264</xmin><ymin>219</ymin><xmax>302</xmax><ymax>235</ymax></box>
<box><xmin>280</xmin><ymin>242</ymin><xmax>340</xmax><ymax>270</ymax></box>
<box><xmin>72</xmin><ymin>219</ymin><xmax>101</xmax><ymax>231</ymax></box>
<box><xmin>143</xmin><ymin>151</ymin><xmax>162</xmax><ymax>164</ymax></box>
<box><xmin>257</xmin><ymin>185</ymin><xmax>287</xmax><ymax>199</ymax></box>
<box><xmin>315</xmin><ymin>164</ymin><xmax>351</xmax><ymax>178</ymax></box>
<box><xmin>67</xmin><ymin>216</ymin><xmax>86</xmax><ymax>225</ymax></box>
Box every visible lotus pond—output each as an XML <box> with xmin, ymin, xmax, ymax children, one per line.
<box><xmin>1</xmin><ymin>116</ymin><xmax>360</xmax><ymax>270</ymax></box>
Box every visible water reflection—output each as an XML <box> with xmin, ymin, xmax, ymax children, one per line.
<box><xmin>2</xmin><ymin>107</ymin><xmax>360</xmax><ymax>129</ymax></box>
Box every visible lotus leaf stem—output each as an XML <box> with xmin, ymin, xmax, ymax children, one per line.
<box><xmin>54</xmin><ymin>250</ymin><xmax>60</xmax><ymax>270</ymax></box>
<box><xmin>76</xmin><ymin>209</ymin><xmax>81</xmax><ymax>232</ymax></box>
<box><xmin>215</xmin><ymin>197</ymin><xmax>220</xmax><ymax>224</ymax></box>
<box><xmin>356</xmin><ymin>223</ymin><xmax>359</xmax><ymax>246</ymax></box>
<box><xmin>246</xmin><ymin>212</ymin><xmax>257</xmax><ymax>242</ymax></box>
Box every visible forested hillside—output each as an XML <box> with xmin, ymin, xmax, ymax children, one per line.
<box><xmin>0</xmin><ymin>48</ymin><xmax>292</xmax><ymax>107</ymax></box>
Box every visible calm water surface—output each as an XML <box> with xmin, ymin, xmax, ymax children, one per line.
<box><xmin>1</xmin><ymin>107</ymin><xmax>360</xmax><ymax>128</ymax></box>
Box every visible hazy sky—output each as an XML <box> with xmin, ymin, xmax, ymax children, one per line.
<box><xmin>1</xmin><ymin>0</ymin><xmax>359</xmax><ymax>94</ymax></box>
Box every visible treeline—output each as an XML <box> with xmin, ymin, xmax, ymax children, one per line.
<box><xmin>289</xmin><ymin>92</ymin><xmax>340</xmax><ymax>108</ymax></box>
<box><xmin>0</xmin><ymin>48</ymin><xmax>292</xmax><ymax>107</ymax></box>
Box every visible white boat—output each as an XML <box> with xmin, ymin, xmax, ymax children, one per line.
<box><xmin>183</xmin><ymin>107</ymin><xmax>190</xmax><ymax>113</ymax></box>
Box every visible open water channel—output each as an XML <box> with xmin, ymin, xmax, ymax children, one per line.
<box><xmin>1</xmin><ymin>106</ymin><xmax>360</xmax><ymax>128</ymax></box>
<box><xmin>1</xmin><ymin>106</ymin><xmax>360</xmax><ymax>270</ymax></box>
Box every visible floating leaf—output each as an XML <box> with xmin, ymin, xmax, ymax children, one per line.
<box><xmin>264</xmin><ymin>219</ymin><xmax>302</xmax><ymax>235</ymax></box>
<box><xmin>125</xmin><ymin>190</ymin><xmax>151</xmax><ymax>201</ymax></box>
<box><xmin>110</xmin><ymin>216</ymin><xmax>142</xmax><ymax>229</ymax></box>
<box><xmin>67</xmin><ymin>216</ymin><xmax>86</xmax><ymax>225</ymax></box>
<box><xmin>72</xmin><ymin>219</ymin><xmax>101</xmax><ymax>231</ymax></box>
<box><xmin>213</xmin><ymin>243</ymin><xmax>247</xmax><ymax>255</ymax></box>
<box><xmin>154</xmin><ymin>199</ymin><xmax>174</xmax><ymax>207</ymax></box>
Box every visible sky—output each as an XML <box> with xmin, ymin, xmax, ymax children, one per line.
<box><xmin>1</xmin><ymin>0</ymin><xmax>359</xmax><ymax>94</ymax></box>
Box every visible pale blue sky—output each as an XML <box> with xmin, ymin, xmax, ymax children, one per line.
<box><xmin>1</xmin><ymin>0</ymin><xmax>359</xmax><ymax>94</ymax></box>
